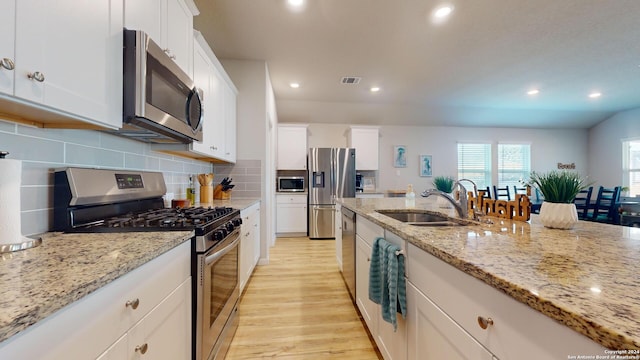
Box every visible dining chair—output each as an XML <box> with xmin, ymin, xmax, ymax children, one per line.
<box><xmin>589</xmin><ymin>186</ymin><xmax>621</xmax><ymax>223</ymax></box>
<box><xmin>493</xmin><ymin>185</ymin><xmax>511</xmax><ymax>200</ymax></box>
<box><xmin>513</xmin><ymin>186</ymin><xmax>528</xmax><ymax>196</ymax></box>
<box><xmin>573</xmin><ymin>186</ymin><xmax>593</xmax><ymax>220</ymax></box>
<box><xmin>479</xmin><ymin>186</ymin><xmax>491</xmax><ymax>199</ymax></box>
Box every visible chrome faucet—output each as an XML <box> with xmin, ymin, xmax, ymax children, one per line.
<box><xmin>421</xmin><ymin>181</ymin><xmax>469</xmax><ymax>219</ymax></box>
<box><xmin>457</xmin><ymin>178</ymin><xmax>478</xmax><ymax>198</ymax></box>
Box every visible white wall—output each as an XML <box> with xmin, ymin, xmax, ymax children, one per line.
<box><xmin>588</xmin><ymin>107</ymin><xmax>640</xmax><ymax>188</ymax></box>
<box><xmin>306</xmin><ymin>123</ymin><xmax>588</xmax><ymax>193</ymax></box>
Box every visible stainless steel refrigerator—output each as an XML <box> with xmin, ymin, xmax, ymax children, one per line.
<box><xmin>308</xmin><ymin>148</ymin><xmax>356</xmax><ymax>239</ymax></box>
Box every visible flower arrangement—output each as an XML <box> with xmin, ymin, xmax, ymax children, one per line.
<box><xmin>432</xmin><ymin>176</ymin><xmax>455</xmax><ymax>193</ymax></box>
<box><xmin>527</xmin><ymin>171</ymin><xmax>590</xmax><ymax>204</ymax></box>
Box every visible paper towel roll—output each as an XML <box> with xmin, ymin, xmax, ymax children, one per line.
<box><xmin>0</xmin><ymin>158</ymin><xmax>27</xmax><ymax>245</ymax></box>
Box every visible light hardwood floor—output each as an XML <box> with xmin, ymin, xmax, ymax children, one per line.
<box><xmin>226</xmin><ymin>236</ymin><xmax>381</xmax><ymax>359</ymax></box>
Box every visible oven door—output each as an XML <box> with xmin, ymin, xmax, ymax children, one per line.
<box><xmin>199</xmin><ymin>229</ymin><xmax>240</xmax><ymax>360</ymax></box>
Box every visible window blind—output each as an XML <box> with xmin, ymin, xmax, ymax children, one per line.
<box><xmin>498</xmin><ymin>143</ymin><xmax>531</xmax><ymax>189</ymax></box>
<box><xmin>457</xmin><ymin>143</ymin><xmax>491</xmax><ymax>189</ymax></box>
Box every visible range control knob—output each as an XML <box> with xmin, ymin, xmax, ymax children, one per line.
<box><xmin>225</xmin><ymin>222</ymin><xmax>235</xmax><ymax>232</ymax></box>
<box><xmin>232</xmin><ymin>218</ymin><xmax>243</xmax><ymax>227</ymax></box>
<box><xmin>213</xmin><ymin>228</ymin><xmax>227</xmax><ymax>240</ymax></box>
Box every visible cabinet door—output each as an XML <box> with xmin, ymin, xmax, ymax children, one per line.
<box><xmin>127</xmin><ymin>278</ymin><xmax>191</xmax><ymax>360</ymax></box>
<box><xmin>277</xmin><ymin>203</ymin><xmax>308</xmax><ymax>233</ymax></box>
<box><xmin>355</xmin><ymin>236</ymin><xmax>378</xmax><ymax>334</ymax></box>
<box><xmin>124</xmin><ymin>0</ymin><xmax>163</xmax><ymax>41</ymax></box>
<box><xmin>191</xmin><ymin>39</ymin><xmax>216</xmax><ymax>157</ymax></box>
<box><xmin>14</xmin><ymin>0</ymin><xmax>123</xmax><ymax>128</ymax></box>
<box><xmin>0</xmin><ymin>0</ymin><xmax>15</xmax><ymax>95</ymax></box>
<box><xmin>277</xmin><ymin>125</ymin><xmax>308</xmax><ymax>170</ymax></box>
<box><xmin>223</xmin><ymin>82</ymin><xmax>237</xmax><ymax>162</ymax></box>
<box><xmin>407</xmin><ymin>283</ymin><xmax>494</xmax><ymax>360</ymax></box>
<box><xmin>164</xmin><ymin>0</ymin><xmax>193</xmax><ymax>76</ymax></box>
<box><xmin>252</xmin><ymin>206</ymin><xmax>261</xmax><ymax>265</ymax></box>
<box><xmin>349</xmin><ymin>127</ymin><xmax>379</xmax><ymax>170</ymax></box>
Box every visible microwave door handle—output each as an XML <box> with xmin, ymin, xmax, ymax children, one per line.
<box><xmin>205</xmin><ymin>233</ymin><xmax>240</xmax><ymax>265</ymax></box>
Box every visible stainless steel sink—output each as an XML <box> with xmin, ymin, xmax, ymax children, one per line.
<box><xmin>375</xmin><ymin>210</ymin><xmax>465</xmax><ymax>226</ymax></box>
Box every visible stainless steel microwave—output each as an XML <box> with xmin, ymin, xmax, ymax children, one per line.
<box><xmin>115</xmin><ymin>29</ymin><xmax>203</xmax><ymax>144</ymax></box>
<box><xmin>278</xmin><ymin>176</ymin><xmax>305</xmax><ymax>192</ymax></box>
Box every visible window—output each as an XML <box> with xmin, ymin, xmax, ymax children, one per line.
<box><xmin>457</xmin><ymin>143</ymin><xmax>491</xmax><ymax>189</ymax></box>
<box><xmin>498</xmin><ymin>143</ymin><xmax>531</xmax><ymax>189</ymax></box>
<box><xmin>623</xmin><ymin>140</ymin><xmax>640</xmax><ymax>196</ymax></box>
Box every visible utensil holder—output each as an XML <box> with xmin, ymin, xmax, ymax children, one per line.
<box><xmin>213</xmin><ymin>184</ymin><xmax>231</xmax><ymax>200</ymax></box>
<box><xmin>200</xmin><ymin>185</ymin><xmax>213</xmax><ymax>204</ymax></box>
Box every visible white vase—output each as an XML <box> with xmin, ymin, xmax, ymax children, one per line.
<box><xmin>539</xmin><ymin>202</ymin><xmax>579</xmax><ymax>229</ymax></box>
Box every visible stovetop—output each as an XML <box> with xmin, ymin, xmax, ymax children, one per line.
<box><xmin>66</xmin><ymin>206</ymin><xmax>238</xmax><ymax>236</ymax></box>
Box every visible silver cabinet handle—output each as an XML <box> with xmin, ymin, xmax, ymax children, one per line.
<box><xmin>163</xmin><ymin>48</ymin><xmax>177</xmax><ymax>60</ymax></box>
<box><xmin>477</xmin><ymin>316</ymin><xmax>494</xmax><ymax>330</ymax></box>
<box><xmin>125</xmin><ymin>298</ymin><xmax>140</xmax><ymax>309</ymax></box>
<box><xmin>135</xmin><ymin>343</ymin><xmax>148</xmax><ymax>354</ymax></box>
<box><xmin>210</xmin><ymin>146</ymin><xmax>218</xmax><ymax>151</ymax></box>
<box><xmin>0</xmin><ymin>58</ymin><xmax>14</xmax><ymax>70</ymax></box>
<box><xmin>27</xmin><ymin>71</ymin><xmax>45</xmax><ymax>82</ymax></box>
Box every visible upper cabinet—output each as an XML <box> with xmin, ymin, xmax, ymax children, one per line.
<box><xmin>277</xmin><ymin>124</ymin><xmax>308</xmax><ymax>170</ymax></box>
<box><xmin>124</xmin><ymin>0</ymin><xmax>198</xmax><ymax>76</ymax></box>
<box><xmin>347</xmin><ymin>126</ymin><xmax>379</xmax><ymax>170</ymax></box>
<box><xmin>0</xmin><ymin>0</ymin><xmax>123</xmax><ymax>129</ymax></box>
<box><xmin>152</xmin><ymin>31</ymin><xmax>237</xmax><ymax>163</ymax></box>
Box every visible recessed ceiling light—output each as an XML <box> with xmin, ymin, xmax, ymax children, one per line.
<box><xmin>589</xmin><ymin>92</ymin><xmax>602</xmax><ymax>98</ymax></box>
<box><xmin>288</xmin><ymin>0</ymin><xmax>304</xmax><ymax>6</ymax></box>
<box><xmin>370</xmin><ymin>87</ymin><xmax>380</xmax><ymax>92</ymax></box>
<box><xmin>289</xmin><ymin>82</ymin><xmax>300</xmax><ymax>89</ymax></box>
<box><xmin>527</xmin><ymin>89</ymin><xmax>540</xmax><ymax>95</ymax></box>
<box><xmin>433</xmin><ymin>5</ymin><xmax>454</xmax><ymax>18</ymax></box>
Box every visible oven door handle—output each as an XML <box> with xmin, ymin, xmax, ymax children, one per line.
<box><xmin>205</xmin><ymin>234</ymin><xmax>240</xmax><ymax>265</ymax></box>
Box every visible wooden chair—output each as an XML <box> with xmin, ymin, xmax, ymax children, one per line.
<box><xmin>513</xmin><ymin>186</ymin><xmax>528</xmax><ymax>196</ymax></box>
<box><xmin>479</xmin><ymin>186</ymin><xmax>491</xmax><ymax>199</ymax></box>
<box><xmin>573</xmin><ymin>186</ymin><xmax>593</xmax><ymax>220</ymax></box>
<box><xmin>493</xmin><ymin>185</ymin><xmax>511</xmax><ymax>200</ymax></box>
<box><xmin>589</xmin><ymin>186</ymin><xmax>620</xmax><ymax>223</ymax></box>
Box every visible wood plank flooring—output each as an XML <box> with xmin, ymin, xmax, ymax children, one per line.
<box><xmin>226</xmin><ymin>236</ymin><xmax>381</xmax><ymax>359</ymax></box>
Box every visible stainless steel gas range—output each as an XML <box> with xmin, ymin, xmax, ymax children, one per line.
<box><xmin>53</xmin><ymin>167</ymin><xmax>240</xmax><ymax>360</ymax></box>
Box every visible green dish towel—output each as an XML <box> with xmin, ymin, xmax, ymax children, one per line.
<box><xmin>368</xmin><ymin>237</ymin><xmax>407</xmax><ymax>331</ymax></box>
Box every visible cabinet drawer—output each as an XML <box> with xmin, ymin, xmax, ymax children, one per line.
<box><xmin>355</xmin><ymin>214</ymin><xmax>384</xmax><ymax>247</ymax></box>
<box><xmin>276</xmin><ymin>194</ymin><xmax>307</xmax><ymax>204</ymax></box>
<box><xmin>407</xmin><ymin>243</ymin><xmax>603</xmax><ymax>359</ymax></box>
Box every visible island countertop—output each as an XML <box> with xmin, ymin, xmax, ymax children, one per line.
<box><xmin>0</xmin><ymin>230</ymin><xmax>193</xmax><ymax>344</ymax></box>
<box><xmin>338</xmin><ymin>197</ymin><xmax>640</xmax><ymax>350</ymax></box>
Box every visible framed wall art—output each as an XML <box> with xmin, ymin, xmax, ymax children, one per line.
<box><xmin>419</xmin><ymin>155</ymin><xmax>432</xmax><ymax>177</ymax></box>
<box><xmin>394</xmin><ymin>145</ymin><xmax>407</xmax><ymax>167</ymax></box>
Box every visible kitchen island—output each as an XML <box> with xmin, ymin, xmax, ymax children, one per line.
<box><xmin>339</xmin><ymin>197</ymin><xmax>640</xmax><ymax>352</ymax></box>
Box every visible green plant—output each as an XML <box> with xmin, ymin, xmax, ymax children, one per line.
<box><xmin>433</xmin><ymin>176</ymin><xmax>455</xmax><ymax>193</ymax></box>
<box><xmin>527</xmin><ymin>171</ymin><xmax>590</xmax><ymax>204</ymax></box>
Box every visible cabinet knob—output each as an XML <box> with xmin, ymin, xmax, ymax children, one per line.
<box><xmin>135</xmin><ymin>343</ymin><xmax>149</xmax><ymax>354</ymax></box>
<box><xmin>0</xmin><ymin>58</ymin><xmax>15</xmax><ymax>70</ymax></box>
<box><xmin>27</xmin><ymin>71</ymin><xmax>45</xmax><ymax>82</ymax></box>
<box><xmin>477</xmin><ymin>316</ymin><xmax>494</xmax><ymax>330</ymax></box>
<box><xmin>210</xmin><ymin>146</ymin><xmax>218</xmax><ymax>151</ymax></box>
<box><xmin>125</xmin><ymin>298</ymin><xmax>140</xmax><ymax>310</ymax></box>
<box><xmin>163</xmin><ymin>48</ymin><xmax>177</xmax><ymax>60</ymax></box>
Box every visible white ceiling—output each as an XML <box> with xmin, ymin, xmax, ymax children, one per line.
<box><xmin>193</xmin><ymin>0</ymin><xmax>640</xmax><ymax>129</ymax></box>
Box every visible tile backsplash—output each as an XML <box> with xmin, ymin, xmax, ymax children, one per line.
<box><xmin>213</xmin><ymin>159</ymin><xmax>263</xmax><ymax>199</ymax></box>
<box><xmin>0</xmin><ymin>119</ymin><xmax>213</xmax><ymax>236</ymax></box>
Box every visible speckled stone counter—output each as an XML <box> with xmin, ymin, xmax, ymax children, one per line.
<box><xmin>0</xmin><ymin>230</ymin><xmax>192</xmax><ymax>343</ymax></box>
<box><xmin>338</xmin><ymin>197</ymin><xmax>640</xmax><ymax>350</ymax></box>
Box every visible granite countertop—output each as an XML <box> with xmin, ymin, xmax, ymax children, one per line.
<box><xmin>0</xmin><ymin>230</ymin><xmax>193</xmax><ymax>344</ymax></box>
<box><xmin>338</xmin><ymin>197</ymin><xmax>640</xmax><ymax>350</ymax></box>
<box><xmin>203</xmin><ymin>198</ymin><xmax>261</xmax><ymax>210</ymax></box>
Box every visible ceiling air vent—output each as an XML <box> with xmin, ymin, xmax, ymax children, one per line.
<box><xmin>341</xmin><ymin>76</ymin><xmax>361</xmax><ymax>85</ymax></box>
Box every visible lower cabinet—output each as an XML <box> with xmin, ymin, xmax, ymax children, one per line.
<box><xmin>240</xmin><ymin>202</ymin><xmax>261</xmax><ymax>293</ymax></box>
<box><xmin>0</xmin><ymin>241</ymin><xmax>191</xmax><ymax>360</ymax></box>
<box><xmin>406</xmin><ymin>283</ymin><xmax>494</xmax><ymax>360</ymax></box>
<box><xmin>355</xmin><ymin>215</ymin><xmax>407</xmax><ymax>360</ymax></box>
<box><xmin>276</xmin><ymin>194</ymin><xmax>307</xmax><ymax>235</ymax></box>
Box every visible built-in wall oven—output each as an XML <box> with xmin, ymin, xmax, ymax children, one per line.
<box><xmin>53</xmin><ymin>167</ymin><xmax>242</xmax><ymax>360</ymax></box>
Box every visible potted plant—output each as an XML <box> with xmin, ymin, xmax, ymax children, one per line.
<box><xmin>432</xmin><ymin>176</ymin><xmax>455</xmax><ymax>208</ymax></box>
<box><xmin>528</xmin><ymin>170</ymin><xmax>590</xmax><ymax>229</ymax></box>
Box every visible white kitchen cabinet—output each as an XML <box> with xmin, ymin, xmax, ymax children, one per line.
<box><xmin>277</xmin><ymin>124</ymin><xmax>308</xmax><ymax>170</ymax></box>
<box><xmin>355</xmin><ymin>215</ymin><xmax>407</xmax><ymax>360</ymax></box>
<box><xmin>406</xmin><ymin>283</ymin><xmax>495</xmax><ymax>360</ymax></box>
<box><xmin>0</xmin><ymin>1</ymin><xmax>15</xmax><ymax>95</ymax></box>
<box><xmin>335</xmin><ymin>203</ymin><xmax>343</xmax><ymax>270</ymax></box>
<box><xmin>406</xmin><ymin>243</ymin><xmax>604</xmax><ymax>359</ymax></box>
<box><xmin>0</xmin><ymin>242</ymin><xmax>191</xmax><ymax>360</ymax></box>
<box><xmin>276</xmin><ymin>194</ymin><xmax>308</xmax><ymax>235</ymax></box>
<box><xmin>347</xmin><ymin>126</ymin><xmax>379</xmax><ymax>170</ymax></box>
<box><xmin>124</xmin><ymin>0</ymin><xmax>197</xmax><ymax>76</ymax></box>
<box><xmin>154</xmin><ymin>31</ymin><xmax>237</xmax><ymax>163</ymax></box>
<box><xmin>0</xmin><ymin>0</ymin><xmax>123</xmax><ymax>129</ymax></box>
<box><xmin>240</xmin><ymin>202</ymin><xmax>261</xmax><ymax>293</ymax></box>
